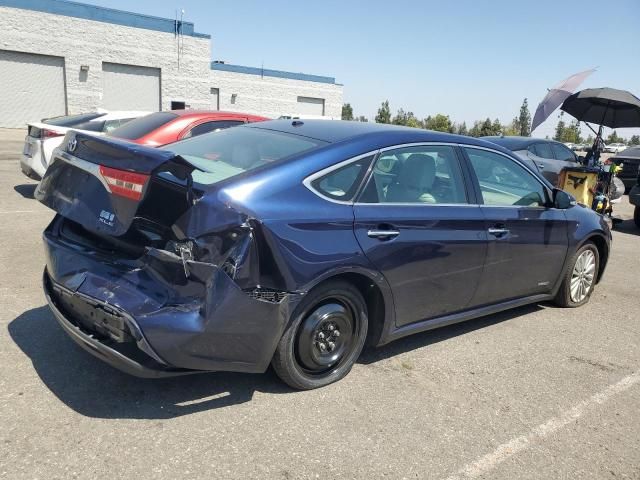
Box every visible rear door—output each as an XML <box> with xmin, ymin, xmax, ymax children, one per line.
<box><xmin>463</xmin><ymin>147</ymin><xmax>569</xmax><ymax>305</ymax></box>
<box><xmin>352</xmin><ymin>144</ymin><xmax>487</xmax><ymax>327</ymax></box>
<box><xmin>527</xmin><ymin>142</ymin><xmax>557</xmax><ymax>184</ymax></box>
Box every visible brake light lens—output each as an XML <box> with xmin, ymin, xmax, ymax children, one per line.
<box><xmin>99</xmin><ymin>165</ymin><xmax>149</xmax><ymax>201</ymax></box>
<box><xmin>43</xmin><ymin>129</ymin><xmax>63</xmax><ymax>138</ymax></box>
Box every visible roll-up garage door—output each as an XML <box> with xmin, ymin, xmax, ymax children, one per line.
<box><xmin>102</xmin><ymin>62</ymin><xmax>160</xmax><ymax>111</ymax></box>
<box><xmin>296</xmin><ymin>96</ymin><xmax>325</xmax><ymax>116</ymax></box>
<box><xmin>0</xmin><ymin>50</ymin><xmax>66</xmax><ymax>128</ymax></box>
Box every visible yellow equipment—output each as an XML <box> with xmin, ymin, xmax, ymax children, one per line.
<box><xmin>557</xmin><ymin>166</ymin><xmax>600</xmax><ymax>207</ymax></box>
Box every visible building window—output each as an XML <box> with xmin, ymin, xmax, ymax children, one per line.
<box><xmin>211</xmin><ymin>88</ymin><xmax>219</xmax><ymax>110</ymax></box>
<box><xmin>297</xmin><ymin>96</ymin><xmax>325</xmax><ymax>116</ymax></box>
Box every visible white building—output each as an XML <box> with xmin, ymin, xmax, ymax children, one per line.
<box><xmin>0</xmin><ymin>0</ymin><xmax>343</xmax><ymax>128</ymax></box>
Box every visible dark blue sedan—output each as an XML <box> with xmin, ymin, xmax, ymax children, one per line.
<box><xmin>36</xmin><ymin>120</ymin><xmax>611</xmax><ymax>389</ymax></box>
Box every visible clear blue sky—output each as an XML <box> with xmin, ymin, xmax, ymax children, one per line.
<box><xmin>82</xmin><ymin>0</ymin><xmax>640</xmax><ymax>138</ymax></box>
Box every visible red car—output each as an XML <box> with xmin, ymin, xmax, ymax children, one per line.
<box><xmin>108</xmin><ymin>110</ymin><xmax>268</xmax><ymax>146</ymax></box>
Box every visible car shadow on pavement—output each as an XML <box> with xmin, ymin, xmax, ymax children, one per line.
<box><xmin>8</xmin><ymin>306</ymin><xmax>291</xmax><ymax>420</ymax></box>
<box><xmin>612</xmin><ymin>219</ymin><xmax>640</xmax><ymax>237</ymax></box>
<box><xmin>13</xmin><ymin>183</ymin><xmax>37</xmax><ymax>199</ymax></box>
<box><xmin>359</xmin><ymin>303</ymin><xmax>543</xmax><ymax>365</ymax></box>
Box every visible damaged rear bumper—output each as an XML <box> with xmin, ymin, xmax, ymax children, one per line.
<box><xmin>44</xmin><ymin>270</ymin><xmax>195</xmax><ymax>378</ymax></box>
<box><xmin>42</xmin><ymin>222</ymin><xmax>302</xmax><ymax>378</ymax></box>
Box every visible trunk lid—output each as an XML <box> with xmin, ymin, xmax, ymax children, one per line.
<box><xmin>35</xmin><ymin>131</ymin><xmax>196</xmax><ymax>238</ymax></box>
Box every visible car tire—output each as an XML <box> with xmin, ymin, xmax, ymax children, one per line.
<box><xmin>271</xmin><ymin>280</ymin><xmax>368</xmax><ymax>390</ymax></box>
<box><xmin>553</xmin><ymin>242</ymin><xmax>599</xmax><ymax>308</ymax></box>
<box><xmin>634</xmin><ymin>206</ymin><xmax>640</xmax><ymax>228</ymax></box>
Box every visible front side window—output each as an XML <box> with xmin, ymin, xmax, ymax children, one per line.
<box><xmin>465</xmin><ymin>148</ymin><xmax>547</xmax><ymax>207</ymax></box>
<box><xmin>551</xmin><ymin>143</ymin><xmax>576</xmax><ymax>162</ymax></box>
<box><xmin>359</xmin><ymin>145</ymin><xmax>467</xmax><ymax>204</ymax></box>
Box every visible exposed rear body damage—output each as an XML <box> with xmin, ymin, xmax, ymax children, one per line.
<box><xmin>43</xmin><ymin>215</ymin><xmax>300</xmax><ymax>374</ymax></box>
<box><xmin>38</xmin><ymin>132</ymin><xmax>308</xmax><ymax>375</ymax></box>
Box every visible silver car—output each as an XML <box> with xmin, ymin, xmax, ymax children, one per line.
<box><xmin>483</xmin><ymin>136</ymin><xmax>581</xmax><ymax>186</ymax></box>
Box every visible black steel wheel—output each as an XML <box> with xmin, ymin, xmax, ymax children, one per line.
<box><xmin>272</xmin><ymin>280</ymin><xmax>368</xmax><ymax>390</ymax></box>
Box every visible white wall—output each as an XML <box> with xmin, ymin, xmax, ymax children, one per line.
<box><xmin>0</xmin><ymin>5</ymin><xmax>344</xmax><ymax>124</ymax></box>
<box><xmin>210</xmin><ymin>69</ymin><xmax>343</xmax><ymax>119</ymax></box>
<box><xmin>0</xmin><ymin>6</ymin><xmax>212</xmax><ymax>115</ymax></box>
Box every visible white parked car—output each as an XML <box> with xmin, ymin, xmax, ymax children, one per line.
<box><xmin>20</xmin><ymin>110</ymin><xmax>149</xmax><ymax>179</ymax></box>
<box><xmin>278</xmin><ymin>114</ymin><xmax>339</xmax><ymax>121</ymax></box>
<box><xmin>604</xmin><ymin>143</ymin><xmax>627</xmax><ymax>154</ymax></box>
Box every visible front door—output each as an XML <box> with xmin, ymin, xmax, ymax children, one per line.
<box><xmin>463</xmin><ymin>147</ymin><xmax>569</xmax><ymax>305</ymax></box>
<box><xmin>353</xmin><ymin>144</ymin><xmax>487</xmax><ymax>327</ymax></box>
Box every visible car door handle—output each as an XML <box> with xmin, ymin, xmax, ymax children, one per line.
<box><xmin>537</xmin><ymin>163</ymin><xmax>545</xmax><ymax>169</ymax></box>
<box><xmin>367</xmin><ymin>229</ymin><xmax>400</xmax><ymax>239</ymax></box>
<box><xmin>488</xmin><ymin>228</ymin><xmax>510</xmax><ymax>237</ymax></box>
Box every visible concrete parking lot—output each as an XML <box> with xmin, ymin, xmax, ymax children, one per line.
<box><xmin>0</xmin><ymin>128</ymin><xmax>638</xmax><ymax>479</ymax></box>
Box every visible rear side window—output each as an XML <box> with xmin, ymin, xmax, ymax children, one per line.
<box><xmin>310</xmin><ymin>156</ymin><xmax>374</xmax><ymax>201</ymax></box>
<box><xmin>73</xmin><ymin>120</ymin><xmax>105</xmax><ymax>132</ymax></box>
<box><xmin>532</xmin><ymin>142</ymin><xmax>553</xmax><ymax>159</ymax></box>
<box><xmin>183</xmin><ymin>120</ymin><xmax>244</xmax><ymax>139</ymax></box>
<box><xmin>551</xmin><ymin>143</ymin><xmax>575</xmax><ymax>161</ymax></box>
<box><xmin>109</xmin><ymin>112</ymin><xmax>177</xmax><ymax>140</ymax></box>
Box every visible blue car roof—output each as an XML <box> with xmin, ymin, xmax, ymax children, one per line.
<box><xmin>249</xmin><ymin>119</ymin><xmax>508</xmax><ymax>152</ymax></box>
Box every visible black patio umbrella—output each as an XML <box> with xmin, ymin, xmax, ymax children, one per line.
<box><xmin>561</xmin><ymin>87</ymin><xmax>640</xmax><ymax>128</ymax></box>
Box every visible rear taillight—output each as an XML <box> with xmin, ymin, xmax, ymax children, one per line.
<box><xmin>99</xmin><ymin>165</ymin><xmax>149</xmax><ymax>201</ymax></box>
<box><xmin>43</xmin><ymin>129</ymin><xmax>64</xmax><ymax>139</ymax></box>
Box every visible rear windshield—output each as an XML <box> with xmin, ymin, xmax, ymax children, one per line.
<box><xmin>43</xmin><ymin>112</ymin><xmax>105</xmax><ymax>126</ymax></box>
<box><xmin>163</xmin><ymin>126</ymin><xmax>326</xmax><ymax>185</ymax></box>
<box><xmin>73</xmin><ymin>120</ymin><xmax>105</xmax><ymax>132</ymax></box>
<box><xmin>108</xmin><ymin>112</ymin><xmax>177</xmax><ymax>140</ymax></box>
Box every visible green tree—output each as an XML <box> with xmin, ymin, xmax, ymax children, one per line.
<box><xmin>355</xmin><ymin>115</ymin><xmax>369</xmax><ymax>123</ymax></box>
<box><xmin>469</xmin><ymin>120</ymin><xmax>483</xmax><ymax>137</ymax></box>
<box><xmin>629</xmin><ymin>135</ymin><xmax>640</xmax><ymax>145</ymax></box>
<box><xmin>341</xmin><ymin>103</ymin><xmax>354</xmax><ymax>121</ymax></box>
<box><xmin>503</xmin><ymin>118</ymin><xmax>519</xmax><ymax>136</ymax></box>
<box><xmin>607</xmin><ymin>130</ymin><xmax>623</xmax><ymax>144</ymax></box>
<box><xmin>456</xmin><ymin>121</ymin><xmax>468</xmax><ymax>136</ymax></box>
<box><xmin>375</xmin><ymin>100</ymin><xmax>391</xmax><ymax>124</ymax></box>
<box><xmin>392</xmin><ymin>108</ymin><xmax>421</xmax><ymax>128</ymax></box>
<box><xmin>392</xmin><ymin>108</ymin><xmax>408</xmax><ymax>125</ymax></box>
<box><xmin>517</xmin><ymin>98</ymin><xmax>531</xmax><ymax>136</ymax></box>
<box><xmin>477</xmin><ymin>118</ymin><xmax>496</xmax><ymax>137</ymax></box>
<box><xmin>424</xmin><ymin>114</ymin><xmax>453</xmax><ymax>133</ymax></box>
<box><xmin>491</xmin><ymin>118</ymin><xmax>502</xmax><ymax>135</ymax></box>
<box><xmin>554</xmin><ymin>112</ymin><xmax>567</xmax><ymax>142</ymax></box>
<box><xmin>565</xmin><ymin>120</ymin><xmax>582</xmax><ymax>143</ymax></box>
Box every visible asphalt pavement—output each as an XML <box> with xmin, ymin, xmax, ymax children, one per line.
<box><xmin>0</xmin><ymin>128</ymin><xmax>638</xmax><ymax>479</ymax></box>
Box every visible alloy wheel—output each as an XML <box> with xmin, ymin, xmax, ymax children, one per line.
<box><xmin>570</xmin><ymin>249</ymin><xmax>596</xmax><ymax>303</ymax></box>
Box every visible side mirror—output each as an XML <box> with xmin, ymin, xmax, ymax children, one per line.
<box><xmin>553</xmin><ymin>188</ymin><xmax>576</xmax><ymax>209</ymax></box>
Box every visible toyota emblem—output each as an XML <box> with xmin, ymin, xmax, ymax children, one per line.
<box><xmin>68</xmin><ymin>137</ymin><xmax>77</xmax><ymax>153</ymax></box>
